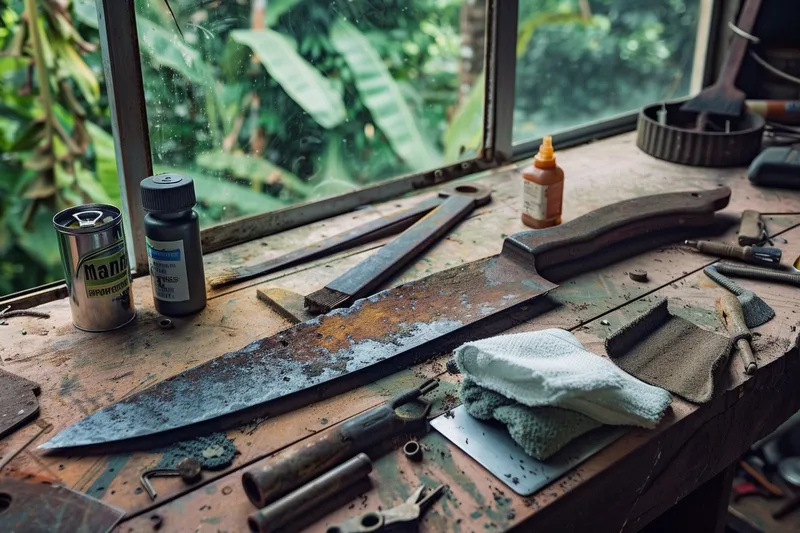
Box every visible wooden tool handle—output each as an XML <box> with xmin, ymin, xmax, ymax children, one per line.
<box><xmin>694</xmin><ymin>240</ymin><xmax>751</xmax><ymax>260</ymax></box>
<box><xmin>739</xmin><ymin>210</ymin><xmax>764</xmax><ymax>246</ymax></box>
<box><xmin>717</xmin><ymin>293</ymin><xmax>751</xmax><ymax>342</ymax></box>
<box><xmin>504</xmin><ymin>187</ymin><xmax>731</xmax><ymax>273</ymax></box>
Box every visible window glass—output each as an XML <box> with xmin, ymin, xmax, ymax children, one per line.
<box><xmin>135</xmin><ymin>0</ymin><xmax>486</xmax><ymax>227</ymax></box>
<box><xmin>514</xmin><ymin>0</ymin><xmax>701</xmax><ymax>144</ymax></box>
<box><xmin>0</xmin><ymin>1</ymin><xmax>119</xmax><ymax>296</ymax></box>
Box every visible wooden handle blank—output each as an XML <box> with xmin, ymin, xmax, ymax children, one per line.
<box><xmin>717</xmin><ymin>293</ymin><xmax>751</xmax><ymax>341</ymax></box>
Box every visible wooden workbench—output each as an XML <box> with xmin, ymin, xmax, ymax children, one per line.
<box><xmin>3</xmin><ymin>133</ymin><xmax>800</xmax><ymax>533</ymax></box>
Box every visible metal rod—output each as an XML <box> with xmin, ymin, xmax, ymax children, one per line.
<box><xmin>247</xmin><ymin>454</ymin><xmax>372</xmax><ymax>533</ymax></box>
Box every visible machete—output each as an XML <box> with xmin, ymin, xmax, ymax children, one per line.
<box><xmin>42</xmin><ymin>188</ymin><xmax>730</xmax><ymax>451</ymax></box>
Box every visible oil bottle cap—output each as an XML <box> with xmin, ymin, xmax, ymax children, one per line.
<box><xmin>141</xmin><ymin>173</ymin><xmax>197</xmax><ymax>213</ymax></box>
<box><xmin>535</xmin><ymin>136</ymin><xmax>556</xmax><ymax>164</ymax></box>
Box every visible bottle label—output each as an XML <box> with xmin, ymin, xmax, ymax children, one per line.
<box><xmin>146</xmin><ymin>237</ymin><xmax>190</xmax><ymax>302</ymax></box>
<box><xmin>523</xmin><ymin>179</ymin><xmax>563</xmax><ymax>221</ymax></box>
<box><xmin>81</xmin><ymin>240</ymin><xmax>130</xmax><ymax>299</ymax></box>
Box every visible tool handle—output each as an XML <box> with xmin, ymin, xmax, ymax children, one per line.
<box><xmin>504</xmin><ymin>188</ymin><xmax>731</xmax><ymax>276</ymax></box>
<box><xmin>720</xmin><ymin>0</ymin><xmax>763</xmax><ymax>87</ymax></box>
<box><xmin>717</xmin><ymin>293</ymin><xmax>751</xmax><ymax>342</ymax></box>
<box><xmin>692</xmin><ymin>240</ymin><xmax>752</xmax><ymax>260</ymax></box>
<box><xmin>716</xmin><ymin>261</ymin><xmax>800</xmax><ymax>286</ymax></box>
<box><xmin>738</xmin><ymin>210</ymin><xmax>764</xmax><ymax>246</ymax></box>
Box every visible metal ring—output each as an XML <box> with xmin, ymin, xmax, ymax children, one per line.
<box><xmin>158</xmin><ymin>318</ymin><xmax>174</xmax><ymax>330</ymax></box>
<box><xmin>728</xmin><ymin>21</ymin><xmax>760</xmax><ymax>43</ymax></box>
<box><xmin>403</xmin><ymin>440</ymin><xmax>423</xmax><ymax>462</ymax></box>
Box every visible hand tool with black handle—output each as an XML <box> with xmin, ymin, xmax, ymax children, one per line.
<box><xmin>242</xmin><ymin>379</ymin><xmax>437</xmax><ymax>509</ymax></box>
<box><xmin>685</xmin><ymin>239</ymin><xmax>781</xmax><ymax>266</ymax></box>
<box><xmin>717</xmin><ymin>293</ymin><xmax>757</xmax><ymax>375</ymax></box>
<box><xmin>304</xmin><ymin>184</ymin><xmax>491</xmax><ymax>313</ymax></box>
<box><xmin>41</xmin><ymin>187</ymin><xmax>731</xmax><ymax>451</ymax></box>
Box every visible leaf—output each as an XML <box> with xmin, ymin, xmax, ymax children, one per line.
<box><xmin>231</xmin><ymin>29</ymin><xmax>345</xmax><ymax>130</ymax></box>
<box><xmin>52</xmin><ymin>39</ymin><xmax>100</xmax><ymax>105</ymax></box>
<box><xmin>73</xmin><ymin>0</ymin><xmax>99</xmax><ymax>29</ymax></box>
<box><xmin>137</xmin><ymin>17</ymin><xmax>207</xmax><ymax>84</ymax></box>
<box><xmin>10</xmin><ymin>203</ymin><xmax>62</xmax><ymax>269</ymax></box>
<box><xmin>153</xmin><ymin>165</ymin><xmax>287</xmax><ymax>216</ymax></box>
<box><xmin>308</xmin><ymin>136</ymin><xmax>358</xmax><ymax>199</ymax></box>
<box><xmin>517</xmin><ymin>12</ymin><xmax>588</xmax><ymax>56</ymax></box>
<box><xmin>330</xmin><ymin>19</ymin><xmax>442</xmax><ymax>172</ymax></box>
<box><xmin>85</xmin><ymin>122</ymin><xmax>121</xmax><ymax>206</ymax></box>
<box><xmin>443</xmin><ymin>74</ymin><xmax>484</xmax><ymax>162</ymax></box>
<box><xmin>265</xmin><ymin>0</ymin><xmax>303</xmax><ymax>27</ymax></box>
<box><xmin>195</xmin><ymin>151</ymin><xmax>311</xmax><ymax>198</ymax></box>
<box><xmin>74</xmin><ymin>161</ymin><xmax>112</xmax><ymax>204</ymax></box>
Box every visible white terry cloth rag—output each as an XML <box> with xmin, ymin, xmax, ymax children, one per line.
<box><xmin>454</xmin><ymin>328</ymin><xmax>671</xmax><ymax>428</ymax></box>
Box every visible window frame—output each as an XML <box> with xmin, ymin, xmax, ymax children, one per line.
<box><xmin>0</xmin><ymin>0</ymin><xmax>723</xmax><ymax>307</ymax></box>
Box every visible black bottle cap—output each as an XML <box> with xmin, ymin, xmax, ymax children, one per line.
<box><xmin>141</xmin><ymin>173</ymin><xmax>196</xmax><ymax>213</ymax></box>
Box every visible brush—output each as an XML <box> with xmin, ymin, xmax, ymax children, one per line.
<box><xmin>703</xmin><ymin>265</ymin><xmax>774</xmax><ymax>328</ymax></box>
<box><xmin>681</xmin><ymin>0</ymin><xmax>762</xmax><ymax>118</ymax></box>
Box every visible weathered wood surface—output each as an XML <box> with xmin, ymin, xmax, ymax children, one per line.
<box><xmin>2</xmin><ymin>133</ymin><xmax>800</xmax><ymax>532</ymax></box>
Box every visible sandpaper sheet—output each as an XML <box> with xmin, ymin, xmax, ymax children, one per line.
<box><xmin>605</xmin><ymin>299</ymin><xmax>732</xmax><ymax>404</ymax></box>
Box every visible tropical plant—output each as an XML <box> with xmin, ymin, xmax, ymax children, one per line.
<box><xmin>0</xmin><ymin>0</ymin><xmax>117</xmax><ymax>295</ymax></box>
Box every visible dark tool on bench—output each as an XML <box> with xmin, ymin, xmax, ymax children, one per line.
<box><xmin>717</xmin><ymin>293</ymin><xmax>757</xmax><ymax>375</ymax></box>
<box><xmin>0</xmin><ymin>476</ymin><xmax>125</xmax><ymax>533</ymax></box>
<box><xmin>304</xmin><ymin>184</ymin><xmax>491</xmax><ymax>313</ymax></box>
<box><xmin>773</xmin><ymin>457</ymin><xmax>800</xmax><ymax>520</ymax></box>
<box><xmin>684</xmin><ymin>239</ymin><xmax>781</xmax><ymax>266</ymax></box>
<box><xmin>681</xmin><ymin>0</ymin><xmax>762</xmax><ymax>118</ymax></box>
<box><xmin>749</xmin><ymin>145</ymin><xmax>800</xmax><ymax>189</ymax></box>
<box><xmin>248</xmin><ymin>454</ymin><xmax>373</xmax><ymax>533</ymax></box>
<box><xmin>242</xmin><ymin>379</ymin><xmax>438</xmax><ymax>508</ymax></box>
<box><xmin>326</xmin><ymin>483</ymin><xmax>446</xmax><ymax>533</ymax></box>
<box><xmin>738</xmin><ymin>210</ymin><xmax>766</xmax><ymax>246</ymax></box>
<box><xmin>0</xmin><ymin>368</ymin><xmax>41</xmax><ymax>438</ymax></box>
<box><xmin>208</xmin><ymin>196</ymin><xmax>447</xmax><ymax>289</ymax></box>
<box><xmin>41</xmin><ymin>188</ymin><xmax>731</xmax><ymax>452</ymax></box>
<box><xmin>716</xmin><ymin>261</ymin><xmax>800</xmax><ymax>287</ymax></box>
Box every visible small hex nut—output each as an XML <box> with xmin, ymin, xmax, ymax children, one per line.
<box><xmin>629</xmin><ymin>270</ymin><xmax>648</xmax><ymax>282</ymax></box>
<box><xmin>176</xmin><ymin>457</ymin><xmax>202</xmax><ymax>483</ymax></box>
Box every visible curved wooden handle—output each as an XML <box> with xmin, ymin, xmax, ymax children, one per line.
<box><xmin>717</xmin><ymin>292</ymin><xmax>751</xmax><ymax>342</ymax></box>
<box><xmin>503</xmin><ymin>187</ymin><xmax>731</xmax><ymax>272</ymax></box>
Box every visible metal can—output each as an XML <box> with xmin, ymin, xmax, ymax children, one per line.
<box><xmin>53</xmin><ymin>204</ymin><xmax>135</xmax><ymax>332</ymax></box>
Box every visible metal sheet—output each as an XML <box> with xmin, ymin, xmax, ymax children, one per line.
<box><xmin>431</xmin><ymin>406</ymin><xmax>627</xmax><ymax>496</ymax></box>
<box><xmin>0</xmin><ymin>477</ymin><xmax>124</xmax><ymax>533</ymax></box>
<box><xmin>0</xmin><ymin>369</ymin><xmax>40</xmax><ymax>438</ymax></box>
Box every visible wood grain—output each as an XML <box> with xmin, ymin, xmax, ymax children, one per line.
<box><xmin>3</xmin><ymin>133</ymin><xmax>800</xmax><ymax>532</ymax></box>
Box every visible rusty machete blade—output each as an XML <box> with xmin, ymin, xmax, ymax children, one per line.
<box><xmin>41</xmin><ymin>188</ymin><xmax>730</xmax><ymax>451</ymax></box>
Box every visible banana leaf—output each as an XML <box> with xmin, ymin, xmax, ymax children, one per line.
<box><xmin>138</xmin><ymin>17</ymin><xmax>207</xmax><ymax>84</ymax></box>
<box><xmin>330</xmin><ymin>19</ymin><xmax>442</xmax><ymax>173</ymax></box>
<box><xmin>231</xmin><ymin>29</ymin><xmax>346</xmax><ymax>130</ymax></box>
<box><xmin>196</xmin><ymin>151</ymin><xmax>311</xmax><ymax>198</ymax></box>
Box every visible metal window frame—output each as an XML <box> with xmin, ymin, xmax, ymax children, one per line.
<box><xmin>0</xmin><ymin>0</ymin><xmax>725</xmax><ymax>308</ymax></box>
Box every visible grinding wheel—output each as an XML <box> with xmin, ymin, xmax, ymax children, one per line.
<box><xmin>637</xmin><ymin>100</ymin><xmax>764</xmax><ymax>167</ymax></box>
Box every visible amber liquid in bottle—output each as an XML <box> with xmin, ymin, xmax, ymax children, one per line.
<box><xmin>521</xmin><ymin>136</ymin><xmax>564</xmax><ymax>229</ymax></box>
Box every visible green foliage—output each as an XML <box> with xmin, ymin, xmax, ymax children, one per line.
<box><xmin>0</xmin><ymin>0</ymin><xmax>119</xmax><ymax>296</ymax></box>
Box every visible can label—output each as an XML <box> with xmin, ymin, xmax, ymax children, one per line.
<box><xmin>523</xmin><ymin>180</ymin><xmax>563</xmax><ymax>221</ymax></box>
<box><xmin>80</xmin><ymin>241</ymin><xmax>130</xmax><ymax>299</ymax></box>
<box><xmin>147</xmin><ymin>237</ymin><xmax>190</xmax><ymax>302</ymax></box>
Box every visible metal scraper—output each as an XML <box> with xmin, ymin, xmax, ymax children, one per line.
<box><xmin>431</xmin><ymin>406</ymin><xmax>626</xmax><ymax>496</ymax></box>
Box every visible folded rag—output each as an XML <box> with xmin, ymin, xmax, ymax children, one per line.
<box><xmin>461</xmin><ymin>377</ymin><xmax>601</xmax><ymax>460</ymax></box>
<box><xmin>455</xmin><ymin>328</ymin><xmax>671</xmax><ymax>428</ymax></box>
<box><xmin>605</xmin><ymin>298</ymin><xmax>733</xmax><ymax>403</ymax></box>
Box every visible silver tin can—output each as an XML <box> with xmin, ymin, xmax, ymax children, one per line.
<box><xmin>53</xmin><ymin>204</ymin><xmax>135</xmax><ymax>332</ymax></box>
